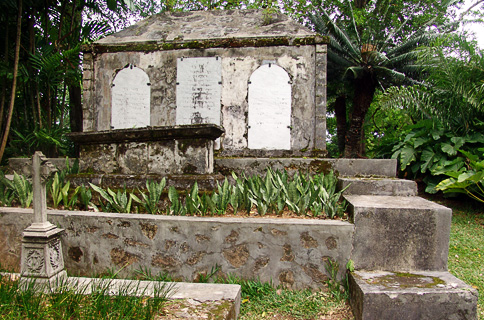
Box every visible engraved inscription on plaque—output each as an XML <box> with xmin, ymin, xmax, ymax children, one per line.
<box><xmin>248</xmin><ymin>64</ymin><xmax>291</xmax><ymax>150</ymax></box>
<box><xmin>111</xmin><ymin>66</ymin><xmax>151</xmax><ymax>129</ymax></box>
<box><xmin>176</xmin><ymin>57</ymin><xmax>222</xmax><ymax>125</ymax></box>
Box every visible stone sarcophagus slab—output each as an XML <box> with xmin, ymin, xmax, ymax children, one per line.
<box><xmin>68</xmin><ymin>124</ymin><xmax>224</xmax><ymax>175</ymax></box>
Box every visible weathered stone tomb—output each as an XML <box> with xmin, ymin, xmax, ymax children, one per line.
<box><xmin>74</xmin><ymin>9</ymin><xmax>328</xmax><ymax>175</ymax></box>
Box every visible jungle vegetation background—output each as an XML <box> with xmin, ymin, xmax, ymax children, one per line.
<box><xmin>1</xmin><ymin>0</ymin><xmax>484</xmax><ymax>200</ymax></box>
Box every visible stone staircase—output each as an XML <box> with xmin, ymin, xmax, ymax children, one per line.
<box><xmin>339</xmin><ymin>171</ymin><xmax>478</xmax><ymax>319</ymax></box>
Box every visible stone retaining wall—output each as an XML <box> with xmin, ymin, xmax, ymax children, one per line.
<box><xmin>0</xmin><ymin>208</ymin><xmax>353</xmax><ymax>289</ymax></box>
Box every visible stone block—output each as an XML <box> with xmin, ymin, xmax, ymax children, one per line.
<box><xmin>346</xmin><ymin>195</ymin><xmax>452</xmax><ymax>271</ymax></box>
<box><xmin>338</xmin><ymin>178</ymin><xmax>417</xmax><ymax>196</ymax></box>
<box><xmin>215</xmin><ymin>158</ymin><xmax>397</xmax><ymax>178</ymax></box>
<box><xmin>349</xmin><ymin>270</ymin><xmax>478</xmax><ymax>320</ymax></box>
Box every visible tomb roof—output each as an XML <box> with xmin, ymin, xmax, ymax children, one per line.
<box><xmin>91</xmin><ymin>9</ymin><xmax>326</xmax><ymax>51</ymax></box>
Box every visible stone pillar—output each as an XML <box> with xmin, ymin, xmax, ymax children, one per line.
<box><xmin>82</xmin><ymin>49</ymin><xmax>95</xmax><ymax>132</ymax></box>
<box><xmin>314</xmin><ymin>44</ymin><xmax>327</xmax><ymax>152</ymax></box>
<box><xmin>20</xmin><ymin>151</ymin><xmax>67</xmax><ymax>288</ymax></box>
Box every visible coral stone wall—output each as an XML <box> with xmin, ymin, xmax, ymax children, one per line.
<box><xmin>0</xmin><ymin>208</ymin><xmax>353</xmax><ymax>289</ymax></box>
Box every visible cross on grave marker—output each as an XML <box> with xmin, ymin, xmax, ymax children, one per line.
<box><xmin>25</xmin><ymin>151</ymin><xmax>58</xmax><ymax>233</ymax></box>
<box><xmin>20</xmin><ymin>151</ymin><xmax>67</xmax><ymax>288</ymax></box>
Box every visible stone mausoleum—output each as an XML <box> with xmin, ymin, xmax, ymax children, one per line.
<box><xmin>69</xmin><ymin>9</ymin><xmax>328</xmax><ymax>175</ymax></box>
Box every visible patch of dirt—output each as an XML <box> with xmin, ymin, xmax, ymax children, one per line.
<box><xmin>240</xmin><ymin>302</ymin><xmax>354</xmax><ymax>320</ymax></box>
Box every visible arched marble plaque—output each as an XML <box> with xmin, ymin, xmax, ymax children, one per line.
<box><xmin>111</xmin><ymin>66</ymin><xmax>151</xmax><ymax>129</ymax></box>
<box><xmin>176</xmin><ymin>57</ymin><xmax>222</xmax><ymax>125</ymax></box>
<box><xmin>248</xmin><ymin>64</ymin><xmax>291</xmax><ymax>150</ymax></box>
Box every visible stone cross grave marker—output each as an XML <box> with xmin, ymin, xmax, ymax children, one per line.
<box><xmin>20</xmin><ymin>151</ymin><xmax>67</xmax><ymax>287</ymax></box>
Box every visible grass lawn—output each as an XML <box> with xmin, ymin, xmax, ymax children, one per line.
<box><xmin>444</xmin><ymin>199</ymin><xmax>484</xmax><ymax>320</ymax></box>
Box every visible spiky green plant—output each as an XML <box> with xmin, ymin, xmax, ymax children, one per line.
<box><xmin>89</xmin><ymin>183</ymin><xmax>134</xmax><ymax>213</ymax></box>
<box><xmin>131</xmin><ymin>179</ymin><xmax>166</xmax><ymax>214</ymax></box>
<box><xmin>7</xmin><ymin>172</ymin><xmax>33</xmax><ymax>208</ymax></box>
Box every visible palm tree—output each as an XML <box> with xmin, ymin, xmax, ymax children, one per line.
<box><xmin>310</xmin><ymin>0</ymin><xmax>457</xmax><ymax>158</ymax></box>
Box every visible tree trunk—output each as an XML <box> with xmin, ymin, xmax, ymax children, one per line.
<box><xmin>344</xmin><ymin>72</ymin><xmax>377</xmax><ymax>158</ymax></box>
<box><xmin>0</xmin><ymin>0</ymin><xmax>22</xmax><ymax>164</ymax></box>
<box><xmin>0</xmin><ymin>13</ymin><xmax>9</xmax><ymax>131</ymax></box>
<box><xmin>334</xmin><ymin>95</ymin><xmax>347</xmax><ymax>155</ymax></box>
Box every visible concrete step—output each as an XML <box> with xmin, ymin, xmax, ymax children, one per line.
<box><xmin>349</xmin><ymin>270</ymin><xmax>478</xmax><ymax>320</ymax></box>
<box><xmin>345</xmin><ymin>195</ymin><xmax>452</xmax><ymax>271</ymax></box>
<box><xmin>338</xmin><ymin>177</ymin><xmax>417</xmax><ymax>196</ymax></box>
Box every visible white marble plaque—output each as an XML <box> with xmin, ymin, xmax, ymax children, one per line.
<box><xmin>176</xmin><ymin>57</ymin><xmax>221</xmax><ymax>125</ymax></box>
<box><xmin>111</xmin><ymin>66</ymin><xmax>151</xmax><ymax>129</ymax></box>
<box><xmin>248</xmin><ymin>64</ymin><xmax>291</xmax><ymax>150</ymax></box>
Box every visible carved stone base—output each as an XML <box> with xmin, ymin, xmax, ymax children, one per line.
<box><xmin>20</xmin><ymin>227</ymin><xmax>66</xmax><ymax>288</ymax></box>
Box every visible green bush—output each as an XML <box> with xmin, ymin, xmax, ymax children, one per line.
<box><xmin>385</xmin><ymin>119</ymin><xmax>484</xmax><ymax>193</ymax></box>
<box><xmin>436</xmin><ymin>149</ymin><xmax>484</xmax><ymax>203</ymax></box>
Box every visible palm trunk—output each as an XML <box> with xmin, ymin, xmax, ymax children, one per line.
<box><xmin>0</xmin><ymin>0</ymin><xmax>22</xmax><ymax>164</ymax></box>
<box><xmin>344</xmin><ymin>72</ymin><xmax>377</xmax><ymax>158</ymax></box>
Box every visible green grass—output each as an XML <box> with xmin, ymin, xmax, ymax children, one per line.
<box><xmin>0</xmin><ymin>276</ymin><xmax>171</xmax><ymax>319</ymax></box>
<box><xmin>218</xmin><ymin>276</ymin><xmax>351</xmax><ymax>319</ymax></box>
<box><xmin>445</xmin><ymin>199</ymin><xmax>484</xmax><ymax>319</ymax></box>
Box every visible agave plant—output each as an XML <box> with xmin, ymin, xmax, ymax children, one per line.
<box><xmin>89</xmin><ymin>183</ymin><xmax>134</xmax><ymax>213</ymax></box>
<box><xmin>131</xmin><ymin>179</ymin><xmax>166</xmax><ymax>214</ymax></box>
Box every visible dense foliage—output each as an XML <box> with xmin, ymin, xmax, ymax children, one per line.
<box><xmin>0</xmin><ymin>167</ymin><xmax>348</xmax><ymax>218</ymax></box>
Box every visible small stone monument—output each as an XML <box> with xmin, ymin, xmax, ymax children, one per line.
<box><xmin>20</xmin><ymin>151</ymin><xmax>67</xmax><ymax>287</ymax></box>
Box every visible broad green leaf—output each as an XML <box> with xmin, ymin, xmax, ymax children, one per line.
<box><xmin>399</xmin><ymin>146</ymin><xmax>417</xmax><ymax>170</ymax></box>
<box><xmin>441</xmin><ymin>143</ymin><xmax>457</xmax><ymax>156</ymax></box>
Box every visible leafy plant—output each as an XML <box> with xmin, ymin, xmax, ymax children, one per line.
<box><xmin>6</xmin><ymin>172</ymin><xmax>33</xmax><ymax>208</ymax></box>
<box><xmin>390</xmin><ymin>119</ymin><xmax>484</xmax><ymax>193</ymax></box>
<box><xmin>89</xmin><ymin>183</ymin><xmax>135</xmax><ymax>213</ymax></box>
<box><xmin>195</xmin><ymin>265</ymin><xmax>221</xmax><ymax>283</ymax></box>
<box><xmin>131</xmin><ymin>179</ymin><xmax>166</xmax><ymax>214</ymax></box>
<box><xmin>436</xmin><ymin>149</ymin><xmax>484</xmax><ymax>203</ymax></box>
<box><xmin>50</xmin><ymin>172</ymin><xmax>71</xmax><ymax>209</ymax></box>
<box><xmin>76</xmin><ymin>185</ymin><xmax>92</xmax><ymax>211</ymax></box>
<box><xmin>324</xmin><ymin>258</ymin><xmax>350</xmax><ymax>302</ymax></box>
<box><xmin>0</xmin><ymin>172</ymin><xmax>15</xmax><ymax>206</ymax></box>
<box><xmin>167</xmin><ymin>186</ymin><xmax>186</xmax><ymax>215</ymax></box>
<box><xmin>211</xmin><ymin>178</ymin><xmax>231</xmax><ymax>215</ymax></box>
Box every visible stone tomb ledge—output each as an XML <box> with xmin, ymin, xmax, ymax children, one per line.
<box><xmin>215</xmin><ymin>158</ymin><xmax>397</xmax><ymax>178</ymax></box>
<box><xmin>338</xmin><ymin>177</ymin><xmax>417</xmax><ymax>197</ymax></box>
<box><xmin>349</xmin><ymin>270</ymin><xmax>478</xmax><ymax>320</ymax></box>
<box><xmin>68</xmin><ymin>173</ymin><xmax>225</xmax><ymax>190</ymax></box>
<box><xmin>346</xmin><ymin>195</ymin><xmax>452</xmax><ymax>271</ymax></box>
<box><xmin>67</xmin><ymin>124</ymin><xmax>224</xmax><ymax>175</ymax></box>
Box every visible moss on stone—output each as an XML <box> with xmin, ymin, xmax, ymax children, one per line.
<box><xmin>308</xmin><ymin>160</ymin><xmax>333</xmax><ymax>175</ymax></box>
<box><xmin>368</xmin><ymin>272</ymin><xmax>446</xmax><ymax>289</ymax></box>
<box><xmin>89</xmin><ymin>36</ymin><xmax>328</xmax><ymax>54</ymax></box>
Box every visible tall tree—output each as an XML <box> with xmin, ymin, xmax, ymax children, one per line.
<box><xmin>0</xmin><ymin>0</ymin><xmax>22</xmax><ymax>164</ymax></box>
<box><xmin>309</xmin><ymin>0</ymin><xmax>459</xmax><ymax>157</ymax></box>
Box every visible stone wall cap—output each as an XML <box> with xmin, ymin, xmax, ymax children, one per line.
<box><xmin>89</xmin><ymin>9</ymin><xmax>326</xmax><ymax>51</ymax></box>
<box><xmin>67</xmin><ymin>124</ymin><xmax>224</xmax><ymax>144</ymax></box>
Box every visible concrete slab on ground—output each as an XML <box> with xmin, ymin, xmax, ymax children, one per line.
<box><xmin>338</xmin><ymin>177</ymin><xmax>417</xmax><ymax>196</ymax></box>
<box><xmin>3</xmin><ymin>274</ymin><xmax>241</xmax><ymax>319</ymax></box>
<box><xmin>346</xmin><ymin>195</ymin><xmax>452</xmax><ymax>271</ymax></box>
<box><xmin>349</xmin><ymin>270</ymin><xmax>478</xmax><ymax>320</ymax></box>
